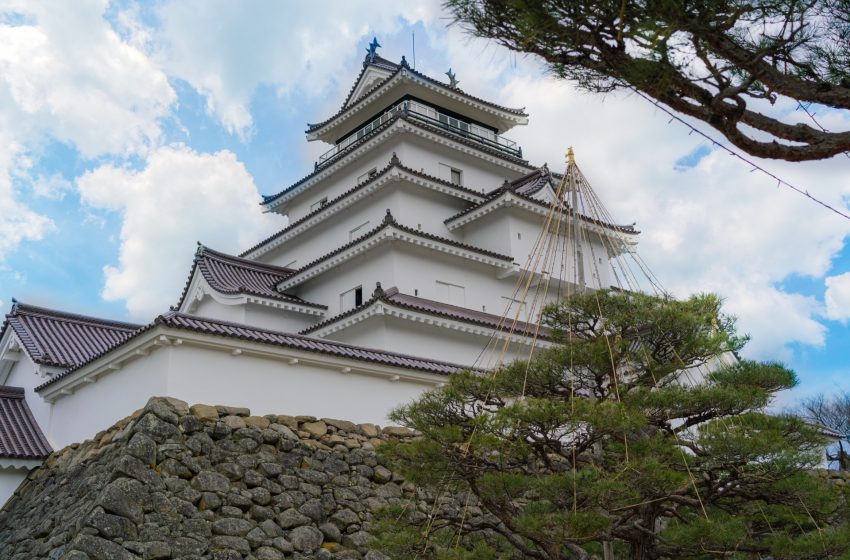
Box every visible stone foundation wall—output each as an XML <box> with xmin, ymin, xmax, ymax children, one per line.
<box><xmin>0</xmin><ymin>397</ymin><xmax>424</xmax><ymax>560</ymax></box>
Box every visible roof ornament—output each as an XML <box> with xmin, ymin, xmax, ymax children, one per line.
<box><xmin>445</xmin><ymin>68</ymin><xmax>459</xmax><ymax>88</ymax></box>
<box><xmin>372</xmin><ymin>282</ymin><xmax>385</xmax><ymax>298</ymax></box>
<box><xmin>400</xmin><ymin>55</ymin><xmax>410</xmax><ymax>69</ymax></box>
<box><xmin>567</xmin><ymin>146</ymin><xmax>576</xmax><ymax>165</ymax></box>
<box><xmin>383</xmin><ymin>208</ymin><xmax>395</xmax><ymax>225</ymax></box>
<box><xmin>389</xmin><ymin>152</ymin><xmax>400</xmax><ymax>166</ymax></box>
<box><xmin>366</xmin><ymin>37</ymin><xmax>381</xmax><ymax>63</ymax></box>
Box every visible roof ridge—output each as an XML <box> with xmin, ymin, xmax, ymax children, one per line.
<box><xmin>0</xmin><ymin>386</ymin><xmax>24</xmax><ymax>399</ymax></box>
<box><xmin>7</xmin><ymin>302</ymin><xmax>142</xmax><ymax>330</ymax></box>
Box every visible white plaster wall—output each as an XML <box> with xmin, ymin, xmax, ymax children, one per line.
<box><xmin>0</xmin><ymin>468</ymin><xmax>27</xmax><ymax>507</ymax></box>
<box><xmin>325</xmin><ymin>315</ymin><xmax>537</xmax><ymax>367</ymax></box>
<box><xmin>4</xmin><ymin>354</ymin><xmax>53</xmax><ymax>443</ymax></box>
<box><xmin>244</xmin><ymin>304</ymin><xmax>319</xmax><ymax>334</ymax></box>
<box><xmin>393</xmin><ymin>135</ymin><xmax>522</xmax><ymax>195</ymax></box>
<box><xmin>164</xmin><ymin>345</ymin><xmax>437</xmax><ymax>424</ymax></box>
<box><xmin>47</xmin><ymin>350</ymin><xmax>170</xmax><ymax>448</ymax></box>
<box><xmin>260</xmin><ymin>181</ymin><xmax>470</xmax><ymax>270</ymax></box>
<box><xmin>292</xmin><ymin>243</ymin><xmax>550</xmax><ymax>320</ymax></box>
<box><xmin>194</xmin><ymin>298</ymin><xmax>246</xmax><ymax>324</ymax></box>
<box><xmin>461</xmin><ymin>212</ymin><xmax>513</xmax><ymax>258</ymax></box>
<box><xmin>285</xmin><ymin>130</ymin><xmax>527</xmax><ymax>222</ymax></box>
<box><xmin>192</xmin><ymin>297</ymin><xmax>319</xmax><ymax>334</ymax></box>
<box><xmin>285</xmin><ymin>137</ymin><xmax>406</xmax><ymax>222</ymax></box>
<box><xmin>293</xmin><ymin>247</ymin><xmax>397</xmax><ymax>317</ymax></box>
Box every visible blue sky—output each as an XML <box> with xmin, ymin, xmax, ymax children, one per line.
<box><xmin>0</xmin><ymin>1</ymin><xmax>848</xmax><ymax>405</ymax></box>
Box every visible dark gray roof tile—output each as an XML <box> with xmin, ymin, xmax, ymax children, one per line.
<box><xmin>0</xmin><ymin>386</ymin><xmax>52</xmax><ymax>460</ymax></box>
<box><xmin>2</xmin><ymin>303</ymin><xmax>141</xmax><ymax>369</ymax></box>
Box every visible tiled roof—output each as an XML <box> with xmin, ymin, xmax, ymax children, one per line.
<box><xmin>0</xmin><ymin>386</ymin><xmax>52</xmax><ymax>460</ymax></box>
<box><xmin>446</xmin><ymin>167</ymin><xmax>639</xmax><ymax>234</ymax></box>
<box><xmin>1</xmin><ymin>302</ymin><xmax>141</xmax><ymax>369</ymax></box>
<box><xmin>303</xmin><ymin>285</ymin><xmax>552</xmax><ymax>339</ymax></box>
<box><xmin>156</xmin><ymin>312</ymin><xmax>468</xmax><ymax>376</ymax></box>
<box><xmin>306</xmin><ymin>56</ymin><xmax>527</xmax><ymax>134</ymax></box>
<box><xmin>277</xmin><ymin>210</ymin><xmax>513</xmax><ymax>289</ymax></box>
<box><xmin>264</xmin><ymin>112</ymin><xmax>531</xmax><ymax>207</ymax></box>
<box><xmin>176</xmin><ymin>246</ymin><xmax>325</xmax><ymax>310</ymax></box>
<box><xmin>242</xmin><ymin>156</ymin><xmax>484</xmax><ymax>258</ymax></box>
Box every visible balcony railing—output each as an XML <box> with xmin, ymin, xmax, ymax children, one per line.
<box><xmin>315</xmin><ymin>100</ymin><xmax>522</xmax><ymax>169</ymax></box>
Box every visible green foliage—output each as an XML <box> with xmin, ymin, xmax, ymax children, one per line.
<box><xmin>375</xmin><ymin>290</ymin><xmax>849</xmax><ymax>559</ymax></box>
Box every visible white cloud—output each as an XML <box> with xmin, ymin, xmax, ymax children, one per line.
<box><xmin>0</xmin><ymin>136</ymin><xmax>53</xmax><ymax>260</ymax></box>
<box><xmin>152</xmin><ymin>0</ymin><xmax>441</xmax><ymax>135</ymax></box>
<box><xmin>0</xmin><ymin>0</ymin><xmax>177</xmax><ymax>264</ymax></box>
<box><xmin>0</xmin><ymin>0</ymin><xmax>175</xmax><ymax>157</ymax></box>
<box><xmin>77</xmin><ymin>145</ymin><xmax>283</xmax><ymax>319</ymax></box>
<box><xmin>825</xmin><ymin>272</ymin><xmax>850</xmax><ymax>322</ymax></box>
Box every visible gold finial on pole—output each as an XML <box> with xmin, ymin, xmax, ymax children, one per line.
<box><xmin>567</xmin><ymin>146</ymin><xmax>575</xmax><ymax>165</ymax></box>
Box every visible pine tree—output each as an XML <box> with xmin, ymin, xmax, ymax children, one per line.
<box><xmin>445</xmin><ymin>0</ymin><xmax>850</xmax><ymax>162</ymax></box>
<box><xmin>374</xmin><ymin>290</ymin><xmax>850</xmax><ymax>559</ymax></box>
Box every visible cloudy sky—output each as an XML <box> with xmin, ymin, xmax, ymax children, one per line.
<box><xmin>1</xmin><ymin>0</ymin><xmax>848</xmax><ymax>404</ymax></box>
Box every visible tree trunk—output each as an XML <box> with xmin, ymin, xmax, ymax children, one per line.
<box><xmin>629</xmin><ymin>510</ymin><xmax>657</xmax><ymax>560</ymax></box>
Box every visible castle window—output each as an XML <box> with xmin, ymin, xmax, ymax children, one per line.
<box><xmin>357</xmin><ymin>168</ymin><xmax>378</xmax><ymax>184</ymax></box>
<box><xmin>340</xmin><ymin>286</ymin><xmax>363</xmax><ymax>311</ymax></box>
<box><xmin>438</xmin><ymin>163</ymin><xmax>463</xmax><ymax>186</ymax></box>
<box><xmin>310</xmin><ymin>197</ymin><xmax>328</xmax><ymax>212</ymax></box>
<box><xmin>436</xmin><ymin>281</ymin><xmax>465</xmax><ymax>306</ymax></box>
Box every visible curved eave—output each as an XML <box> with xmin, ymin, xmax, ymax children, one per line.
<box><xmin>263</xmin><ymin>115</ymin><xmax>532</xmax><ymax>213</ymax></box>
<box><xmin>276</xmin><ymin>221</ymin><xmax>514</xmax><ymax>291</ymax></box>
<box><xmin>306</xmin><ymin>68</ymin><xmax>528</xmax><ymax>144</ymax></box>
<box><xmin>445</xmin><ymin>191</ymin><xmax>640</xmax><ymax>245</ymax></box>
<box><xmin>304</xmin><ymin>298</ymin><xmax>552</xmax><ymax>346</ymax></box>
<box><xmin>244</xmin><ymin>162</ymin><xmax>484</xmax><ymax>260</ymax></box>
<box><xmin>180</xmin><ymin>272</ymin><xmax>326</xmax><ymax>317</ymax></box>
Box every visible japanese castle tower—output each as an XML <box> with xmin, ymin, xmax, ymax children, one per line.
<box><xmin>0</xmin><ymin>42</ymin><xmax>637</xmax><ymax>501</ymax></box>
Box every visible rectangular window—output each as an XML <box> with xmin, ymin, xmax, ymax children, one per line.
<box><xmin>340</xmin><ymin>286</ymin><xmax>363</xmax><ymax>311</ymax></box>
<box><xmin>438</xmin><ymin>163</ymin><xmax>463</xmax><ymax>186</ymax></box>
<box><xmin>436</xmin><ymin>281</ymin><xmax>465</xmax><ymax>307</ymax></box>
<box><xmin>349</xmin><ymin>221</ymin><xmax>371</xmax><ymax>241</ymax></box>
<box><xmin>356</xmin><ymin>168</ymin><xmax>378</xmax><ymax>184</ymax></box>
<box><xmin>310</xmin><ymin>197</ymin><xmax>328</xmax><ymax>212</ymax></box>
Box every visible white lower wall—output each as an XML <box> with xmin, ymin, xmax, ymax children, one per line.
<box><xmin>164</xmin><ymin>345</ymin><xmax>436</xmax><ymax>424</ymax></box>
<box><xmin>48</xmin><ymin>350</ymin><xmax>170</xmax><ymax>448</ymax></box>
<box><xmin>0</xmin><ymin>467</ymin><xmax>29</xmax><ymax>507</ymax></box>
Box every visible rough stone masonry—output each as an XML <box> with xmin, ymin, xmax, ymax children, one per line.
<box><xmin>0</xmin><ymin>396</ymin><xmax>454</xmax><ymax>560</ymax></box>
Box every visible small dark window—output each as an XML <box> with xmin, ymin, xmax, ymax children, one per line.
<box><xmin>450</xmin><ymin>168</ymin><xmax>462</xmax><ymax>186</ymax></box>
<box><xmin>355</xmin><ymin>286</ymin><xmax>363</xmax><ymax>307</ymax></box>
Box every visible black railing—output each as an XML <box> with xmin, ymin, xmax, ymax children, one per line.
<box><xmin>316</xmin><ymin>101</ymin><xmax>522</xmax><ymax>169</ymax></box>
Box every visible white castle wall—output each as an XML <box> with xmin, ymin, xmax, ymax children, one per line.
<box><xmin>47</xmin><ymin>350</ymin><xmax>170</xmax><ymax>448</ymax></box>
<box><xmin>4</xmin><ymin>353</ymin><xmax>54</xmax><ymax>444</ymax></box>
<box><xmin>259</xmin><ymin>181</ymin><xmax>468</xmax><ymax>271</ymax></box>
<box><xmin>284</xmin><ymin>132</ymin><xmax>524</xmax><ymax>222</ymax></box>
<box><xmin>43</xmin><ymin>342</ymin><xmax>442</xmax><ymax>449</ymax></box>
